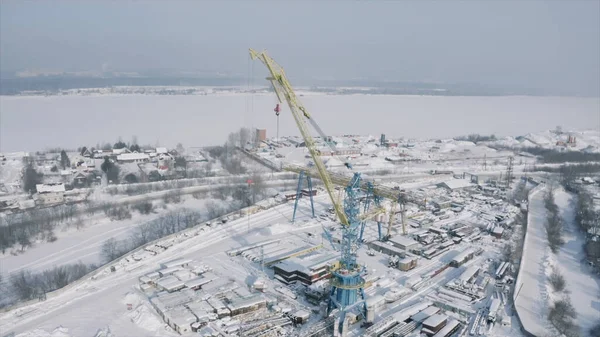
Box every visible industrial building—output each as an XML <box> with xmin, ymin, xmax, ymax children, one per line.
<box><xmin>388</xmin><ymin>236</ymin><xmax>420</xmax><ymax>251</ymax></box>
<box><xmin>422</xmin><ymin>314</ymin><xmax>448</xmax><ymax>335</ymax></box>
<box><xmin>431</xmin><ymin>197</ymin><xmax>453</xmax><ymax>210</ymax></box>
<box><xmin>398</xmin><ymin>256</ymin><xmax>418</xmax><ymax>271</ymax></box>
<box><xmin>437</xmin><ymin>179</ymin><xmax>473</xmax><ymax>191</ymax></box>
<box><xmin>273</xmin><ymin>252</ymin><xmax>338</xmax><ymax>285</ymax></box>
<box><xmin>368</xmin><ymin>241</ymin><xmax>407</xmax><ymax>257</ymax></box>
<box><xmin>256</xmin><ymin>128</ymin><xmax>267</xmax><ymax>143</ymax></box>
<box><xmin>450</xmin><ymin>248</ymin><xmax>477</xmax><ymax>267</ymax></box>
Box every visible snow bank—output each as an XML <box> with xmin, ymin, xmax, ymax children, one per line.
<box><xmin>123</xmin><ymin>291</ymin><xmax>167</xmax><ymax>333</ymax></box>
<box><xmin>127</xmin><ymin>303</ymin><xmax>166</xmax><ymax>332</ymax></box>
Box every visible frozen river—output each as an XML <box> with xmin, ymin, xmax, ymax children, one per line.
<box><xmin>1</xmin><ymin>93</ymin><xmax>599</xmax><ymax>152</ymax></box>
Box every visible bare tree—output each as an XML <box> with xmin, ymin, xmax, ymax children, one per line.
<box><xmin>101</xmin><ymin>238</ymin><xmax>120</xmax><ymax>262</ymax></box>
<box><xmin>549</xmin><ymin>268</ymin><xmax>566</xmax><ymax>292</ymax></box>
<box><xmin>548</xmin><ymin>297</ymin><xmax>578</xmax><ymax>337</ymax></box>
<box><xmin>10</xmin><ymin>270</ymin><xmax>35</xmax><ymax>300</ymax></box>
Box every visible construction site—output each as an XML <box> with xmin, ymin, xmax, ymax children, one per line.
<box><xmin>2</xmin><ymin>49</ymin><xmax>599</xmax><ymax>337</ymax></box>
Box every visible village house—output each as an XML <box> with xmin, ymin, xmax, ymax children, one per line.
<box><xmin>35</xmin><ymin>183</ymin><xmax>66</xmax><ymax>206</ymax></box>
<box><xmin>117</xmin><ymin>153</ymin><xmax>150</xmax><ymax>164</ymax></box>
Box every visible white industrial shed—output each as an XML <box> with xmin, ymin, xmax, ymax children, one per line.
<box><xmin>437</xmin><ymin>179</ymin><xmax>472</xmax><ymax>191</ymax></box>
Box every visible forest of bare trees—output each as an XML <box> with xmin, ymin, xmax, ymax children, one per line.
<box><xmin>1</xmin><ymin>262</ymin><xmax>97</xmax><ymax>308</ymax></box>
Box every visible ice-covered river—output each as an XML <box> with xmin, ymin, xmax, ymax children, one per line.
<box><xmin>1</xmin><ymin>93</ymin><xmax>598</xmax><ymax>152</ymax></box>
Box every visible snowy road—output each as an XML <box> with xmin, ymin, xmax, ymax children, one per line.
<box><xmin>513</xmin><ymin>185</ymin><xmax>553</xmax><ymax>337</ymax></box>
<box><xmin>0</xmin><ymin>195</ymin><xmax>331</xmax><ymax>336</ymax></box>
<box><xmin>554</xmin><ymin>188</ymin><xmax>600</xmax><ymax>335</ymax></box>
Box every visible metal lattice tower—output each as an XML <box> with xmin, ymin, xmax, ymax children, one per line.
<box><xmin>327</xmin><ymin>173</ymin><xmax>367</xmax><ymax>331</ymax></box>
<box><xmin>292</xmin><ymin>170</ymin><xmax>315</xmax><ymax>223</ymax></box>
<box><xmin>359</xmin><ymin>182</ymin><xmax>384</xmax><ymax>241</ymax></box>
<box><xmin>506</xmin><ymin>156</ymin><xmax>514</xmax><ymax>188</ymax></box>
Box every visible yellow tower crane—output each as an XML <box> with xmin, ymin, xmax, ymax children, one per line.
<box><xmin>249</xmin><ymin>49</ymin><xmax>348</xmax><ymax>226</ymax></box>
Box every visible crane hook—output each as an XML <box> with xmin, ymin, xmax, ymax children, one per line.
<box><xmin>274</xmin><ymin>104</ymin><xmax>281</xmax><ymax>116</ymax></box>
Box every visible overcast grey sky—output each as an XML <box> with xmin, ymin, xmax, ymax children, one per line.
<box><xmin>1</xmin><ymin>0</ymin><xmax>599</xmax><ymax>95</ymax></box>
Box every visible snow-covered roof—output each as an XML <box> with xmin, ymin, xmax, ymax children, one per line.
<box><xmin>156</xmin><ymin>275</ymin><xmax>185</xmax><ymax>291</ymax></box>
<box><xmin>438</xmin><ymin>179</ymin><xmax>472</xmax><ymax>190</ymax></box>
<box><xmin>156</xmin><ymin>147</ymin><xmax>168</xmax><ymax>154</ymax></box>
<box><xmin>452</xmin><ymin>248</ymin><xmax>476</xmax><ymax>263</ymax></box>
<box><xmin>227</xmin><ymin>295</ymin><xmax>266</xmax><ymax>311</ymax></box>
<box><xmin>422</xmin><ymin>313</ymin><xmax>447</xmax><ymax>328</ymax></box>
<box><xmin>458</xmin><ymin>266</ymin><xmax>479</xmax><ymax>283</ymax></box>
<box><xmin>112</xmin><ymin>148</ymin><xmax>130</xmax><ymax>155</ymax></box>
<box><xmin>389</xmin><ymin>236</ymin><xmax>419</xmax><ymax>248</ymax></box>
<box><xmin>492</xmin><ymin>227</ymin><xmax>504</xmax><ymax>234</ymax></box>
<box><xmin>116</xmin><ymin>153</ymin><xmax>150</xmax><ymax>161</ymax></box>
<box><xmin>432</xmin><ymin>319</ymin><xmax>460</xmax><ymax>337</ymax></box>
<box><xmin>36</xmin><ymin>183</ymin><xmax>65</xmax><ymax>193</ymax></box>
<box><xmin>159</xmin><ymin>266</ymin><xmax>182</xmax><ymax>276</ymax></box>
<box><xmin>411</xmin><ymin>305</ymin><xmax>441</xmax><ymax>323</ymax></box>
<box><xmin>161</xmin><ymin>258</ymin><xmax>193</xmax><ymax>269</ymax></box>
<box><xmin>185</xmin><ymin>277</ymin><xmax>212</xmax><ymax>289</ymax></box>
<box><xmin>166</xmin><ymin>306</ymin><xmax>197</xmax><ymax>329</ymax></box>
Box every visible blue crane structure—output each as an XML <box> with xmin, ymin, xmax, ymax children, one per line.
<box><xmin>292</xmin><ymin>170</ymin><xmax>315</xmax><ymax>223</ymax></box>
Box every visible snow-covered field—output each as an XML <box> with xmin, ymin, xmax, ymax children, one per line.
<box><xmin>514</xmin><ymin>185</ymin><xmax>600</xmax><ymax>336</ymax></box>
<box><xmin>0</xmin><ymin>196</ymin><xmax>228</xmax><ymax>275</ymax></box>
<box><xmin>553</xmin><ymin>188</ymin><xmax>600</xmax><ymax>335</ymax></box>
<box><xmin>1</xmin><ymin>195</ymin><xmax>328</xmax><ymax>337</ymax></box>
<box><xmin>1</xmin><ymin>93</ymin><xmax>598</xmax><ymax>152</ymax></box>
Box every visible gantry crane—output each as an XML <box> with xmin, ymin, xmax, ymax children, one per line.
<box><xmin>249</xmin><ymin>49</ymin><xmax>371</xmax><ymax>333</ymax></box>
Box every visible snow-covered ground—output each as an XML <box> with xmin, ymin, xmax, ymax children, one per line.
<box><xmin>513</xmin><ymin>185</ymin><xmax>554</xmax><ymax>336</ymax></box>
<box><xmin>514</xmin><ymin>185</ymin><xmax>600</xmax><ymax>336</ymax></box>
<box><xmin>0</xmin><ymin>196</ymin><xmax>230</xmax><ymax>275</ymax></box>
<box><xmin>1</xmin><ymin>94</ymin><xmax>598</xmax><ymax>153</ymax></box>
<box><xmin>0</xmin><ymin>195</ymin><xmax>329</xmax><ymax>337</ymax></box>
<box><xmin>553</xmin><ymin>187</ymin><xmax>600</xmax><ymax>335</ymax></box>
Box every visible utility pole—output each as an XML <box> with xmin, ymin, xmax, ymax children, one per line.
<box><xmin>483</xmin><ymin>154</ymin><xmax>487</xmax><ymax>171</ymax></box>
<box><xmin>247</xmin><ymin>179</ymin><xmax>254</xmax><ymax>233</ymax></box>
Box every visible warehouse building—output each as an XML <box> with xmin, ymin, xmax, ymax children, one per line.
<box><xmin>411</xmin><ymin>305</ymin><xmax>441</xmax><ymax>323</ymax></box>
<box><xmin>273</xmin><ymin>252</ymin><xmax>338</xmax><ymax>285</ymax></box>
<box><xmin>389</xmin><ymin>236</ymin><xmax>420</xmax><ymax>251</ymax></box>
<box><xmin>398</xmin><ymin>257</ymin><xmax>418</xmax><ymax>271</ymax></box>
<box><xmin>227</xmin><ymin>295</ymin><xmax>267</xmax><ymax>316</ymax></box>
<box><xmin>450</xmin><ymin>248</ymin><xmax>477</xmax><ymax>267</ymax></box>
<box><xmin>422</xmin><ymin>314</ymin><xmax>448</xmax><ymax>336</ymax></box>
<box><xmin>368</xmin><ymin>240</ymin><xmax>407</xmax><ymax>257</ymax></box>
<box><xmin>437</xmin><ymin>179</ymin><xmax>472</xmax><ymax>191</ymax></box>
<box><xmin>431</xmin><ymin>197</ymin><xmax>453</xmax><ymax>209</ymax></box>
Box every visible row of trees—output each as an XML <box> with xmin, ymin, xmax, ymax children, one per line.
<box><xmin>1</xmin><ymin>262</ymin><xmax>96</xmax><ymax>307</ymax></box>
<box><xmin>0</xmin><ymin>203</ymin><xmax>79</xmax><ymax>254</ymax></box>
<box><xmin>520</xmin><ymin>147</ymin><xmax>600</xmax><ymax>163</ymax></box>
<box><xmin>454</xmin><ymin>133</ymin><xmax>497</xmax><ymax>143</ymax></box>
<box><xmin>101</xmin><ymin>208</ymin><xmax>204</xmax><ymax>263</ymax></box>
<box><xmin>574</xmin><ymin>189</ymin><xmax>600</xmax><ymax>268</ymax></box>
<box><xmin>0</xmin><ymin>196</ymin><xmax>164</xmax><ymax>254</ymax></box>
<box><xmin>544</xmin><ymin>188</ymin><xmax>565</xmax><ymax>254</ymax></box>
<box><xmin>206</xmin><ymin>127</ymin><xmax>257</xmax><ymax>175</ymax></box>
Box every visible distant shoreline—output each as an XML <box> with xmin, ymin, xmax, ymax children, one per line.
<box><xmin>1</xmin><ymin>76</ymin><xmax>596</xmax><ymax>97</ymax></box>
<box><xmin>1</xmin><ymin>86</ymin><xmax>598</xmax><ymax>99</ymax></box>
